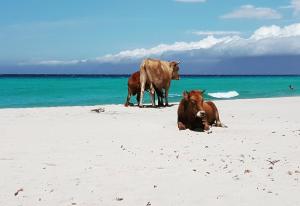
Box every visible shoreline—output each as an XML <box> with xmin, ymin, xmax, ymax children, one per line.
<box><xmin>1</xmin><ymin>95</ymin><xmax>299</xmax><ymax>110</ymax></box>
<box><xmin>2</xmin><ymin>74</ymin><xmax>300</xmax><ymax>77</ymax></box>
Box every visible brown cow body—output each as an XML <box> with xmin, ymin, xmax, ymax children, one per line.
<box><xmin>177</xmin><ymin>90</ymin><xmax>225</xmax><ymax>131</ymax></box>
<box><xmin>125</xmin><ymin>71</ymin><xmax>164</xmax><ymax>107</ymax></box>
<box><xmin>139</xmin><ymin>58</ymin><xmax>180</xmax><ymax>107</ymax></box>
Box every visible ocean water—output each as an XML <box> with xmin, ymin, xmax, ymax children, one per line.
<box><xmin>0</xmin><ymin>75</ymin><xmax>300</xmax><ymax>108</ymax></box>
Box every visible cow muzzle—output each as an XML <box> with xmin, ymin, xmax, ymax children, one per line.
<box><xmin>196</xmin><ymin>111</ymin><xmax>206</xmax><ymax>118</ymax></box>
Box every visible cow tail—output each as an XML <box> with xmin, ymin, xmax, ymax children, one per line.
<box><xmin>139</xmin><ymin>60</ymin><xmax>147</xmax><ymax>106</ymax></box>
<box><xmin>139</xmin><ymin>60</ymin><xmax>147</xmax><ymax>85</ymax></box>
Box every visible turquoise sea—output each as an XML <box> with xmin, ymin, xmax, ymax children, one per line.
<box><xmin>0</xmin><ymin>75</ymin><xmax>300</xmax><ymax>108</ymax></box>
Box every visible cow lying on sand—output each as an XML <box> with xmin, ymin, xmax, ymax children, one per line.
<box><xmin>177</xmin><ymin>90</ymin><xmax>226</xmax><ymax>131</ymax></box>
<box><xmin>125</xmin><ymin>71</ymin><xmax>164</xmax><ymax>107</ymax></box>
<box><xmin>139</xmin><ymin>58</ymin><xmax>180</xmax><ymax>107</ymax></box>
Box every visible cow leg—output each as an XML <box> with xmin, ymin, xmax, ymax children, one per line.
<box><xmin>161</xmin><ymin>91</ymin><xmax>165</xmax><ymax>106</ymax></box>
<box><xmin>215</xmin><ymin>111</ymin><xmax>222</xmax><ymax>127</ymax></box>
<box><xmin>139</xmin><ymin>85</ymin><xmax>145</xmax><ymax>107</ymax></box>
<box><xmin>215</xmin><ymin>112</ymin><xmax>227</xmax><ymax>128</ymax></box>
<box><xmin>152</xmin><ymin>84</ymin><xmax>157</xmax><ymax>106</ymax></box>
<box><xmin>210</xmin><ymin>102</ymin><xmax>227</xmax><ymax>128</ymax></box>
<box><xmin>157</xmin><ymin>95</ymin><xmax>162</xmax><ymax>107</ymax></box>
<box><xmin>200</xmin><ymin>114</ymin><xmax>210</xmax><ymax>131</ymax></box>
<box><xmin>124</xmin><ymin>88</ymin><xmax>132</xmax><ymax>107</ymax></box>
<box><xmin>165</xmin><ymin>88</ymin><xmax>169</xmax><ymax>107</ymax></box>
<box><xmin>153</xmin><ymin>91</ymin><xmax>156</xmax><ymax>107</ymax></box>
<box><xmin>136</xmin><ymin>92</ymin><xmax>140</xmax><ymax>105</ymax></box>
<box><xmin>159</xmin><ymin>90</ymin><xmax>164</xmax><ymax>107</ymax></box>
<box><xmin>154</xmin><ymin>86</ymin><xmax>163</xmax><ymax>107</ymax></box>
<box><xmin>202</xmin><ymin>119</ymin><xmax>210</xmax><ymax>131</ymax></box>
<box><xmin>204</xmin><ymin>123</ymin><xmax>210</xmax><ymax>131</ymax></box>
<box><xmin>178</xmin><ymin>122</ymin><xmax>186</xmax><ymax>130</ymax></box>
<box><xmin>149</xmin><ymin>83</ymin><xmax>155</xmax><ymax>107</ymax></box>
<box><xmin>216</xmin><ymin>119</ymin><xmax>227</xmax><ymax>128</ymax></box>
<box><xmin>139</xmin><ymin>71</ymin><xmax>147</xmax><ymax>107</ymax></box>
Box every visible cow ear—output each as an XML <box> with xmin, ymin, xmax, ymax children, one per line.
<box><xmin>171</xmin><ymin>61</ymin><xmax>180</xmax><ymax>66</ymax></box>
<box><xmin>183</xmin><ymin>91</ymin><xmax>189</xmax><ymax>100</ymax></box>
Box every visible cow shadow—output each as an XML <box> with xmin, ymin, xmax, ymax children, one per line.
<box><xmin>128</xmin><ymin>103</ymin><xmax>177</xmax><ymax>109</ymax></box>
<box><xmin>190</xmin><ymin>128</ymin><xmax>206</xmax><ymax>132</ymax></box>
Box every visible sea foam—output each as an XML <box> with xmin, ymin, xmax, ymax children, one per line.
<box><xmin>207</xmin><ymin>91</ymin><xmax>239</xmax><ymax>99</ymax></box>
<box><xmin>169</xmin><ymin>93</ymin><xmax>182</xmax><ymax>98</ymax></box>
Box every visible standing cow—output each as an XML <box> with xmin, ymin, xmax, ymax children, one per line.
<box><xmin>139</xmin><ymin>58</ymin><xmax>180</xmax><ymax>107</ymax></box>
<box><xmin>125</xmin><ymin>71</ymin><xmax>164</xmax><ymax>107</ymax></box>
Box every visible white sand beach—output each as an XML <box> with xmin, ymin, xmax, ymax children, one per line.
<box><xmin>1</xmin><ymin>97</ymin><xmax>300</xmax><ymax>206</ymax></box>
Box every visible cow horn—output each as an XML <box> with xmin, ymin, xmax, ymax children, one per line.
<box><xmin>183</xmin><ymin>91</ymin><xmax>189</xmax><ymax>100</ymax></box>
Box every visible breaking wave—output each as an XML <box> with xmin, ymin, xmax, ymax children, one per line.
<box><xmin>168</xmin><ymin>93</ymin><xmax>182</xmax><ymax>98</ymax></box>
<box><xmin>207</xmin><ymin>91</ymin><xmax>239</xmax><ymax>99</ymax></box>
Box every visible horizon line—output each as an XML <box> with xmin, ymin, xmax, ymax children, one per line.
<box><xmin>1</xmin><ymin>74</ymin><xmax>300</xmax><ymax>77</ymax></box>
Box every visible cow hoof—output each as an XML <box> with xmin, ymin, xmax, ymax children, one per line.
<box><xmin>178</xmin><ymin>122</ymin><xmax>186</xmax><ymax>130</ymax></box>
<box><xmin>125</xmin><ymin>102</ymin><xmax>134</xmax><ymax>107</ymax></box>
<box><xmin>221</xmin><ymin>124</ymin><xmax>228</xmax><ymax>128</ymax></box>
<box><xmin>204</xmin><ymin>125</ymin><xmax>210</xmax><ymax>131</ymax></box>
<box><xmin>217</xmin><ymin>122</ymin><xmax>227</xmax><ymax>128</ymax></box>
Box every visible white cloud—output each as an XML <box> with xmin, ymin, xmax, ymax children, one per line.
<box><xmin>36</xmin><ymin>60</ymin><xmax>87</xmax><ymax>65</ymax></box>
<box><xmin>95</xmin><ymin>23</ymin><xmax>300</xmax><ymax>62</ymax></box>
<box><xmin>221</xmin><ymin>5</ymin><xmax>282</xmax><ymax>19</ymax></box>
<box><xmin>96</xmin><ymin>36</ymin><xmax>235</xmax><ymax>63</ymax></box>
<box><xmin>278</xmin><ymin>5</ymin><xmax>293</xmax><ymax>9</ymax></box>
<box><xmin>20</xmin><ymin>59</ymin><xmax>87</xmax><ymax>66</ymax></box>
<box><xmin>192</xmin><ymin>30</ymin><xmax>241</xmax><ymax>36</ymax></box>
<box><xmin>30</xmin><ymin>23</ymin><xmax>300</xmax><ymax>65</ymax></box>
<box><xmin>292</xmin><ymin>0</ymin><xmax>300</xmax><ymax>14</ymax></box>
<box><xmin>250</xmin><ymin>23</ymin><xmax>300</xmax><ymax>40</ymax></box>
<box><xmin>279</xmin><ymin>0</ymin><xmax>300</xmax><ymax>14</ymax></box>
<box><xmin>174</xmin><ymin>0</ymin><xmax>206</xmax><ymax>3</ymax></box>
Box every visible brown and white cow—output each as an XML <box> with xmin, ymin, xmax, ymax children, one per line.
<box><xmin>139</xmin><ymin>58</ymin><xmax>180</xmax><ymax>107</ymax></box>
<box><xmin>125</xmin><ymin>71</ymin><xmax>164</xmax><ymax>107</ymax></box>
<box><xmin>177</xmin><ymin>90</ymin><xmax>226</xmax><ymax>131</ymax></box>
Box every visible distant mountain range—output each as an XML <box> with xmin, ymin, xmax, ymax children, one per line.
<box><xmin>1</xmin><ymin>54</ymin><xmax>299</xmax><ymax>75</ymax></box>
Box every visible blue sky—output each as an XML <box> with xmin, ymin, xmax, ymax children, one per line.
<box><xmin>1</xmin><ymin>0</ymin><xmax>300</xmax><ymax>74</ymax></box>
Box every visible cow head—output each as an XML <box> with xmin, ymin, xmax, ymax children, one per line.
<box><xmin>183</xmin><ymin>90</ymin><xmax>206</xmax><ymax>118</ymax></box>
<box><xmin>170</xmin><ymin>61</ymin><xmax>180</xmax><ymax>80</ymax></box>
